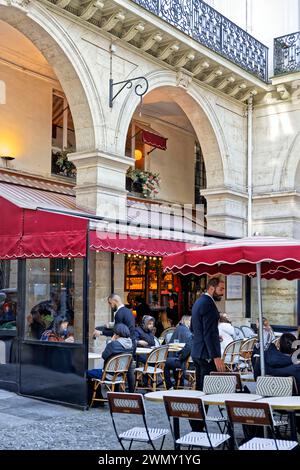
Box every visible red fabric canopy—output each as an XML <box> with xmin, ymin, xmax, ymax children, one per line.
<box><xmin>163</xmin><ymin>236</ymin><xmax>300</xmax><ymax>280</ymax></box>
<box><xmin>90</xmin><ymin>231</ymin><xmax>191</xmax><ymax>256</ymax></box>
<box><xmin>141</xmin><ymin>129</ymin><xmax>167</xmax><ymax>151</ymax></box>
<box><xmin>0</xmin><ymin>196</ymin><xmax>87</xmax><ymax>259</ymax></box>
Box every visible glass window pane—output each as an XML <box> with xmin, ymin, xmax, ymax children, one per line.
<box><xmin>25</xmin><ymin>258</ymin><xmax>84</xmax><ymax>343</ymax></box>
<box><xmin>0</xmin><ymin>260</ymin><xmax>17</xmax><ymax>329</ymax></box>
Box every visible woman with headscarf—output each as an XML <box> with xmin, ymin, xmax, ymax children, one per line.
<box><xmin>135</xmin><ymin>315</ymin><xmax>159</xmax><ymax>365</ymax></box>
<box><xmin>135</xmin><ymin>315</ymin><xmax>158</xmax><ymax>348</ymax></box>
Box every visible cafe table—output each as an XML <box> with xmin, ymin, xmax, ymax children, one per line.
<box><xmin>256</xmin><ymin>396</ymin><xmax>300</xmax><ymax>441</ymax></box>
<box><xmin>202</xmin><ymin>393</ymin><xmax>262</xmax><ymax>406</ymax></box>
<box><xmin>88</xmin><ymin>352</ymin><xmax>102</xmax><ymax>369</ymax></box>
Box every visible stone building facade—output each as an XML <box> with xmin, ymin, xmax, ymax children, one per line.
<box><xmin>1</xmin><ymin>0</ymin><xmax>300</xmax><ymax>329</ymax></box>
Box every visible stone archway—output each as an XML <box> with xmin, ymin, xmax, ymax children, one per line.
<box><xmin>0</xmin><ymin>1</ymin><xmax>103</xmax><ymax>151</ymax></box>
<box><xmin>115</xmin><ymin>70</ymin><xmax>228</xmax><ymax>190</ymax></box>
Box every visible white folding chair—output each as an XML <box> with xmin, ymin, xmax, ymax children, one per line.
<box><xmin>164</xmin><ymin>395</ymin><xmax>230</xmax><ymax>450</ymax></box>
<box><xmin>108</xmin><ymin>392</ymin><xmax>169</xmax><ymax>450</ymax></box>
<box><xmin>226</xmin><ymin>400</ymin><xmax>298</xmax><ymax>450</ymax></box>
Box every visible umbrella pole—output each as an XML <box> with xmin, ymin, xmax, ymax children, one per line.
<box><xmin>256</xmin><ymin>262</ymin><xmax>265</xmax><ymax>376</ymax></box>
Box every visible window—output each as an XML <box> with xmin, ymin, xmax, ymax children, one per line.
<box><xmin>51</xmin><ymin>91</ymin><xmax>76</xmax><ymax>178</ymax></box>
<box><xmin>24</xmin><ymin>258</ymin><xmax>84</xmax><ymax>343</ymax></box>
<box><xmin>0</xmin><ymin>260</ymin><xmax>17</xmax><ymax>331</ymax></box>
<box><xmin>194</xmin><ymin>141</ymin><xmax>207</xmax><ymax>227</ymax></box>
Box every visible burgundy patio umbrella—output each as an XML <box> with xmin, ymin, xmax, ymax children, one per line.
<box><xmin>163</xmin><ymin>236</ymin><xmax>300</xmax><ymax>375</ymax></box>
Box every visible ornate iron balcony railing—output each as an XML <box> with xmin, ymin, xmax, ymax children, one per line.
<box><xmin>274</xmin><ymin>32</ymin><xmax>300</xmax><ymax>75</ymax></box>
<box><xmin>131</xmin><ymin>0</ymin><xmax>268</xmax><ymax>82</ymax></box>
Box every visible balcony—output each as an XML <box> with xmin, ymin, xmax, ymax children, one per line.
<box><xmin>274</xmin><ymin>32</ymin><xmax>300</xmax><ymax>76</ymax></box>
<box><xmin>131</xmin><ymin>0</ymin><xmax>268</xmax><ymax>82</ymax></box>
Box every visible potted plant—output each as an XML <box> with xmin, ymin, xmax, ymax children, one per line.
<box><xmin>52</xmin><ymin>148</ymin><xmax>76</xmax><ymax>178</ymax></box>
<box><xmin>126</xmin><ymin>168</ymin><xmax>161</xmax><ymax>198</ymax></box>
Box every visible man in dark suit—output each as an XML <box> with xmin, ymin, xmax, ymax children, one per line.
<box><xmin>191</xmin><ymin>278</ymin><xmax>226</xmax><ymax>392</ymax></box>
<box><xmin>93</xmin><ymin>293</ymin><xmax>136</xmax><ymax>392</ymax></box>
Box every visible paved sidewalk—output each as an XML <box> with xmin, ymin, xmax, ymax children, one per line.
<box><xmin>0</xmin><ymin>390</ymin><xmax>196</xmax><ymax>450</ymax></box>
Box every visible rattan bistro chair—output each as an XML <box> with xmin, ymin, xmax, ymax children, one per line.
<box><xmin>135</xmin><ymin>346</ymin><xmax>168</xmax><ymax>391</ymax></box>
<box><xmin>163</xmin><ymin>396</ymin><xmax>230</xmax><ymax>450</ymax></box>
<box><xmin>222</xmin><ymin>339</ymin><xmax>243</xmax><ymax>371</ymax></box>
<box><xmin>108</xmin><ymin>392</ymin><xmax>169</xmax><ymax>450</ymax></box>
<box><xmin>225</xmin><ymin>400</ymin><xmax>298</xmax><ymax>450</ymax></box>
<box><xmin>238</xmin><ymin>337</ymin><xmax>257</xmax><ymax>371</ymax></box>
<box><xmin>158</xmin><ymin>327</ymin><xmax>176</xmax><ymax>345</ymax></box>
<box><xmin>90</xmin><ymin>353</ymin><xmax>132</xmax><ymax>406</ymax></box>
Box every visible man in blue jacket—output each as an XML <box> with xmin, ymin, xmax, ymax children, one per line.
<box><xmin>191</xmin><ymin>277</ymin><xmax>226</xmax><ymax>392</ymax></box>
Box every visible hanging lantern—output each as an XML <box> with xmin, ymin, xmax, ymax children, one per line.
<box><xmin>134</xmin><ymin>149</ymin><xmax>143</xmax><ymax>161</ymax></box>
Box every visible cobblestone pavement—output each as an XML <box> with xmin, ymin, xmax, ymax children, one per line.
<box><xmin>0</xmin><ymin>389</ymin><xmax>210</xmax><ymax>450</ymax></box>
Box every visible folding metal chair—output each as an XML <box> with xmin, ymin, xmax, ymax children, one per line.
<box><xmin>203</xmin><ymin>375</ymin><xmax>237</xmax><ymax>432</ymax></box>
<box><xmin>108</xmin><ymin>392</ymin><xmax>169</xmax><ymax>450</ymax></box>
<box><xmin>210</xmin><ymin>371</ymin><xmax>243</xmax><ymax>392</ymax></box>
<box><xmin>256</xmin><ymin>376</ymin><xmax>294</xmax><ymax>430</ymax></box>
<box><xmin>163</xmin><ymin>395</ymin><xmax>230</xmax><ymax>450</ymax></box>
<box><xmin>225</xmin><ymin>400</ymin><xmax>298</xmax><ymax>450</ymax></box>
<box><xmin>90</xmin><ymin>353</ymin><xmax>132</xmax><ymax>406</ymax></box>
<box><xmin>134</xmin><ymin>345</ymin><xmax>168</xmax><ymax>391</ymax></box>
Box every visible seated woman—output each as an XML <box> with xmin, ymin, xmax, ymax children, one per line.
<box><xmin>87</xmin><ymin>323</ymin><xmax>133</xmax><ymax>380</ymax></box>
<box><xmin>254</xmin><ymin>333</ymin><xmax>300</xmax><ymax>393</ymax></box>
<box><xmin>40</xmin><ymin>315</ymin><xmax>74</xmax><ymax>343</ymax></box>
<box><xmin>169</xmin><ymin>315</ymin><xmax>192</xmax><ymax>344</ymax></box>
<box><xmin>27</xmin><ymin>301</ymin><xmax>56</xmax><ymax>340</ymax></box>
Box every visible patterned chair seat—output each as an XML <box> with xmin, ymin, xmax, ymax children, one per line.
<box><xmin>176</xmin><ymin>432</ymin><xmax>230</xmax><ymax>448</ymax></box>
<box><xmin>239</xmin><ymin>437</ymin><xmax>298</xmax><ymax>451</ymax></box>
<box><xmin>273</xmin><ymin>416</ymin><xmax>289</xmax><ymax>426</ymax></box>
<box><xmin>135</xmin><ymin>366</ymin><xmax>163</xmax><ymax>374</ymax></box>
<box><xmin>205</xmin><ymin>415</ymin><xmax>227</xmax><ymax>423</ymax></box>
<box><xmin>119</xmin><ymin>427</ymin><xmax>169</xmax><ymax>441</ymax></box>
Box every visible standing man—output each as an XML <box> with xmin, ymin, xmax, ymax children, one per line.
<box><xmin>93</xmin><ymin>293</ymin><xmax>136</xmax><ymax>392</ymax></box>
<box><xmin>191</xmin><ymin>278</ymin><xmax>226</xmax><ymax>392</ymax></box>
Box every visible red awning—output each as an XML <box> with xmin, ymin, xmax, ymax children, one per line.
<box><xmin>136</xmin><ymin>124</ymin><xmax>167</xmax><ymax>151</ymax></box>
<box><xmin>163</xmin><ymin>236</ymin><xmax>300</xmax><ymax>280</ymax></box>
<box><xmin>0</xmin><ymin>196</ymin><xmax>87</xmax><ymax>259</ymax></box>
<box><xmin>90</xmin><ymin>231</ymin><xmax>191</xmax><ymax>256</ymax></box>
<box><xmin>141</xmin><ymin>129</ymin><xmax>167</xmax><ymax>151</ymax></box>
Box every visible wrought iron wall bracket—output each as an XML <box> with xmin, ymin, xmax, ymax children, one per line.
<box><xmin>109</xmin><ymin>77</ymin><xmax>149</xmax><ymax>108</ymax></box>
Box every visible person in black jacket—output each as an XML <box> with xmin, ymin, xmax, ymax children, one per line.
<box><xmin>93</xmin><ymin>294</ymin><xmax>136</xmax><ymax>344</ymax></box>
<box><xmin>93</xmin><ymin>294</ymin><xmax>136</xmax><ymax>391</ymax></box>
<box><xmin>135</xmin><ymin>315</ymin><xmax>159</xmax><ymax>365</ymax></box>
<box><xmin>164</xmin><ymin>335</ymin><xmax>193</xmax><ymax>389</ymax></box>
<box><xmin>170</xmin><ymin>315</ymin><xmax>192</xmax><ymax>344</ymax></box>
<box><xmin>191</xmin><ymin>278</ymin><xmax>226</xmax><ymax>392</ymax></box>
<box><xmin>254</xmin><ymin>333</ymin><xmax>300</xmax><ymax>393</ymax></box>
<box><xmin>135</xmin><ymin>315</ymin><xmax>157</xmax><ymax>348</ymax></box>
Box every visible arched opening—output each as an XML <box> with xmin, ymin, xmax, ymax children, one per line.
<box><xmin>122</xmin><ymin>85</ymin><xmax>227</xmax><ymax>317</ymax></box>
<box><xmin>0</xmin><ymin>5</ymin><xmax>97</xmax><ymax>155</ymax></box>
<box><xmin>124</xmin><ymin>88</ymin><xmax>207</xmax><ymax>207</ymax></box>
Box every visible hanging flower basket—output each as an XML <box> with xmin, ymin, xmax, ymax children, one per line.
<box><xmin>126</xmin><ymin>168</ymin><xmax>161</xmax><ymax>198</ymax></box>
